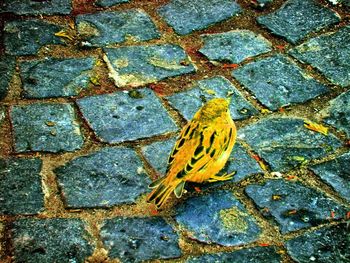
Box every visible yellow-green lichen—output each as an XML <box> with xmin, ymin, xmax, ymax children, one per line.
<box><xmin>148</xmin><ymin>56</ymin><xmax>185</xmax><ymax>70</ymax></box>
<box><xmin>113</xmin><ymin>58</ymin><xmax>129</xmax><ymax>68</ymax></box>
<box><xmin>219</xmin><ymin>207</ymin><xmax>249</xmax><ymax>233</ymax></box>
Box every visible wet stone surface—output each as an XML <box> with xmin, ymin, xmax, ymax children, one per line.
<box><xmin>0</xmin><ymin>0</ymin><xmax>71</xmax><ymax>15</ymax></box>
<box><xmin>20</xmin><ymin>57</ymin><xmax>96</xmax><ymax>98</ymax></box>
<box><xmin>187</xmin><ymin>246</ymin><xmax>282</xmax><ymax>263</ymax></box>
<box><xmin>286</xmin><ymin>223</ymin><xmax>350</xmax><ymax>262</ymax></box>
<box><xmin>12</xmin><ymin>218</ymin><xmax>94</xmax><ymax>263</ymax></box>
<box><xmin>310</xmin><ymin>152</ymin><xmax>350</xmax><ymax>202</ymax></box>
<box><xmin>157</xmin><ymin>0</ymin><xmax>241</xmax><ymax>35</ymax></box>
<box><xmin>257</xmin><ymin>0</ymin><xmax>340</xmax><ymax>44</ymax></box>
<box><xmin>10</xmin><ymin>103</ymin><xmax>84</xmax><ymax>153</ymax></box>
<box><xmin>55</xmin><ymin>147</ymin><xmax>151</xmax><ymax>208</ymax></box>
<box><xmin>290</xmin><ymin>26</ymin><xmax>350</xmax><ymax>88</ymax></box>
<box><xmin>199</xmin><ymin>30</ymin><xmax>272</xmax><ymax>64</ymax></box>
<box><xmin>0</xmin><ymin>158</ymin><xmax>44</xmax><ymax>215</ymax></box>
<box><xmin>232</xmin><ymin>55</ymin><xmax>328</xmax><ymax>111</ymax></box>
<box><xmin>4</xmin><ymin>19</ymin><xmax>63</xmax><ymax>56</ymax></box>
<box><xmin>101</xmin><ymin>217</ymin><xmax>182</xmax><ymax>262</ymax></box>
<box><xmin>0</xmin><ymin>55</ymin><xmax>15</xmax><ymax>100</ymax></box>
<box><xmin>176</xmin><ymin>190</ymin><xmax>261</xmax><ymax>246</ymax></box>
<box><xmin>321</xmin><ymin>90</ymin><xmax>350</xmax><ymax>138</ymax></box>
<box><xmin>245</xmin><ymin>179</ymin><xmax>348</xmax><ymax>233</ymax></box>
<box><xmin>76</xmin><ymin>9</ymin><xmax>160</xmax><ymax>47</ymax></box>
<box><xmin>77</xmin><ymin>88</ymin><xmax>178</xmax><ymax>143</ymax></box>
<box><xmin>95</xmin><ymin>0</ymin><xmax>130</xmax><ymax>7</ymax></box>
<box><xmin>104</xmin><ymin>44</ymin><xmax>196</xmax><ymax>87</ymax></box>
<box><xmin>166</xmin><ymin>76</ymin><xmax>258</xmax><ymax>121</ymax></box>
<box><xmin>238</xmin><ymin>117</ymin><xmax>341</xmax><ymax>172</ymax></box>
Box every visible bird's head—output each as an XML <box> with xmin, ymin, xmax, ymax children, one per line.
<box><xmin>199</xmin><ymin>97</ymin><xmax>231</xmax><ymax>120</ymax></box>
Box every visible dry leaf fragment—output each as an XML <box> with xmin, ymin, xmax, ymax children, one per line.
<box><xmin>304</xmin><ymin>120</ymin><xmax>328</xmax><ymax>135</ymax></box>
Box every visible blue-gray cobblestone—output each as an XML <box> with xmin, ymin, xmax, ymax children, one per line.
<box><xmin>167</xmin><ymin>76</ymin><xmax>258</xmax><ymax>121</ymax></box>
<box><xmin>286</xmin><ymin>223</ymin><xmax>350</xmax><ymax>262</ymax></box>
<box><xmin>0</xmin><ymin>0</ymin><xmax>72</xmax><ymax>15</ymax></box>
<box><xmin>0</xmin><ymin>55</ymin><xmax>15</xmax><ymax>100</ymax></box>
<box><xmin>232</xmin><ymin>55</ymin><xmax>328</xmax><ymax>111</ymax></box>
<box><xmin>157</xmin><ymin>0</ymin><xmax>241</xmax><ymax>35</ymax></box>
<box><xmin>20</xmin><ymin>57</ymin><xmax>96</xmax><ymax>98</ymax></box>
<box><xmin>10</xmin><ymin>103</ymin><xmax>84</xmax><ymax>153</ymax></box>
<box><xmin>76</xmin><ymin>10</ymin><xmax>160</xmax><ymax>47</ymax></box>
<box><xmin>257</xmin><ymin>0</ymin><xmax>340</xmax><ymax>44</ymax></box>
<box><xmin>321</xmin><ymin>90</ymin><xmax>350</xmax><ymax>137</ymax></box>
<box><xmin>199</xmin><ymin>30</ymin><xmax>272</xmax><ymax>64</ymax></box>
<box><xmin>310</xmin><ymin>152</ymin><xmax>350</xmax><ymax>202</ymax></box>
<box><xmin>77</xmin><ymin>88</ymin><xmax>178</xmax><ymax>143</ymax></box>
<box><xmin>187</xmin><ymin>246</ymin><xmax>282</xmax><ymax>263</ymax></box>
<box><xmin>141</xmin><ymin>136</ymin><xmax>177</xmax><ymax>175</ymax></box>
<box><xmin>12</xmin><ymin>218</ymin><xmax>94</xmax><ymax>263</ymax></box>
<box><xmin>290</xmin><ymin>26</ymin><xmax>350</xmax><ymax>88</ymax></box>
<box><xmin>0</xmin><ymin>158</ymin><xmax>44</xmax><ymax>215</ymax></box>
<box><xmin>4</xmin><ymin>19</ymin><xmax>64</xmax><ymax>56</ymax></box>
<box><xmin>238</xmin><ymin>117</ymin><xmax>342</xmax><ymax>172</ymax></box>
<box><xmin>104</xmin><ymin>44</ymin><xmax>196</xmax><ymax>87</ymax></box>
<box><xmin>245</xmin><ymin>179</ymin><xmax>348</xmax><ymax>233</ymax></box>
<box><xmin>176</xmin><ymin>190</ymin><xmax>261</xmax><ymax>246</ymax></box>
<box><xmin>95</xmin><ymin>0</ymin><xmax>129</xmax><ymax>7</ymax></box>
<box><xmin>55</xmin><ymin>147</ymin><xmax>151</xmax><ymax>208</ymax></box>
<box><xmin>101</xmin><ymin>217</ymin><xmax>181</xmax><ymax>262</ymax></box>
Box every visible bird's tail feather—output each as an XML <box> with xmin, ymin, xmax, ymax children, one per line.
<box><xmin>147</xmin><ymin>179</ymin><xmax>181</xmax><ymax>208</ymax></box>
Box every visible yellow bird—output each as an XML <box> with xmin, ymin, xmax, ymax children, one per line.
<box><xmin>147</xmin><ymin>97</ymin><xmax>237</xmax><ymax>209</ymax></box>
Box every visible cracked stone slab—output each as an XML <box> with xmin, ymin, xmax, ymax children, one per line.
<box><xmin>0</xmin><ymin>0</ymin><xmax>71</xmax><ymax>15</ymax></box>
<box><xmin>232</xmin><ymin>55</ymin><xmax>328</xmax><ymax>111</ymax></box>
<box><xmin>238</xmin><ymin>117</ymin><xmax>342</xmax><ymax>172</ymax></box>
<box><xmin>10</xmin><ymin>103</ymin><xmax>84</xmax><ymax>153</ymax></box>
<box><xmin>4</xmin><ymin>19</ymin><xmax>64</xmax><ymax>56</ymax></box>
<box><xmin>55</xmin><ymin>147</ymin><xmax>151</xmax><ymax>208</ymax></box>
<box><xmin>95</xmin><ymin>0</ymin><xmax>129</xmax><ymax>7</ymax></box>
<box><xmin>245</xmin><ymin>179</ymin><xmax>348</xmax><ymax>233</ymax></box>
<box><xmin>76</xmin><ymin>9</ymin><xmax>160</xmax><ymax>47</ymax></box>
<box><xmin>320</xmin><ymin>90</ymin><xmax>350</xmax><ymax>137</ymax></box>
<box><xmin>310</xmin><ymin>152</ymin><xmax>350</xmax><ymax>202</ymax></box>
<box><xmin>176</xmin><ymin>190</ymin><xmax>261</xmax><ymax>246</ymax></box>
<box><xmin>142</xmin><ymin>137</ymin><xmax>262</xmax><ymax>183</ymax></box>
<box><xmin>157</xmin><ymin>0</ymin><xmax>241</xmax><ymax>35</ymax></box>
<box><xmin>12</xmin><ymin>218</ymin><xmax>94</xmax><ymax>263</ymax></box>
<box><xmin>104</xmin><ymin>44</ymin><xmax>196</xmax><ymax>87</ymax></box>
<box><xmin>290</xmin><ymin>26</ymin><xmax>350</xmax><ymax>88</ymax></box>
<box><xmin>77</xmin><ymin>88</ymin><xmax>178</xmax><ymax>143</ymax></box>
<box><xmin>187</xmin><ymin>246</ymin><xmax>282</xmax><ymax>263</ymax></box>
<box><xmin>101</xmin><ymin>217</ymin><xmax>181</xmax><ymax>262</ymax></box>
<box><xmin>20</xmin><ymin>57</ymin><xmax>96</xmax><ymax>98</ymax></box>
<box><xmin>0</xmin><ymin>158</ymin><xmax>44</xmax><ymax>215</ymax></box>
<box><xmin>0</xmin><ymin>55</ymin><xmax>16</xmax><ymax>100</ymax></box>
<box><xmin>286</xmin><ymin>223</ymin><xmax>350</xmax><ymax>262</ymax></box>
<box><xmin>199</xmin><ymin>30</ymin><xmax>272</xmax><ymax>64</ymax></box>
<box><xmin>166</xmin><ymin>76</ymin><xmax>258</xmax><ymax>121</ymax></box>
<box><xmin>257</xmin><ymin>0</ymin><xmax>340</xmax><ymax>44</ymax></box>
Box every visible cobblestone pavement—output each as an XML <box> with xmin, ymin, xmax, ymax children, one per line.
<box><xmin>0</xmin><ymin>0</ymin><xmax>349</xmax><ymax>262</ymax></box>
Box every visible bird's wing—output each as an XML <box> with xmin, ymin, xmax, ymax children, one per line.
<box><xmin>164</xmin><ymin>120</ymin><xmax>234</xmax><ymax>184</ymax></box>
